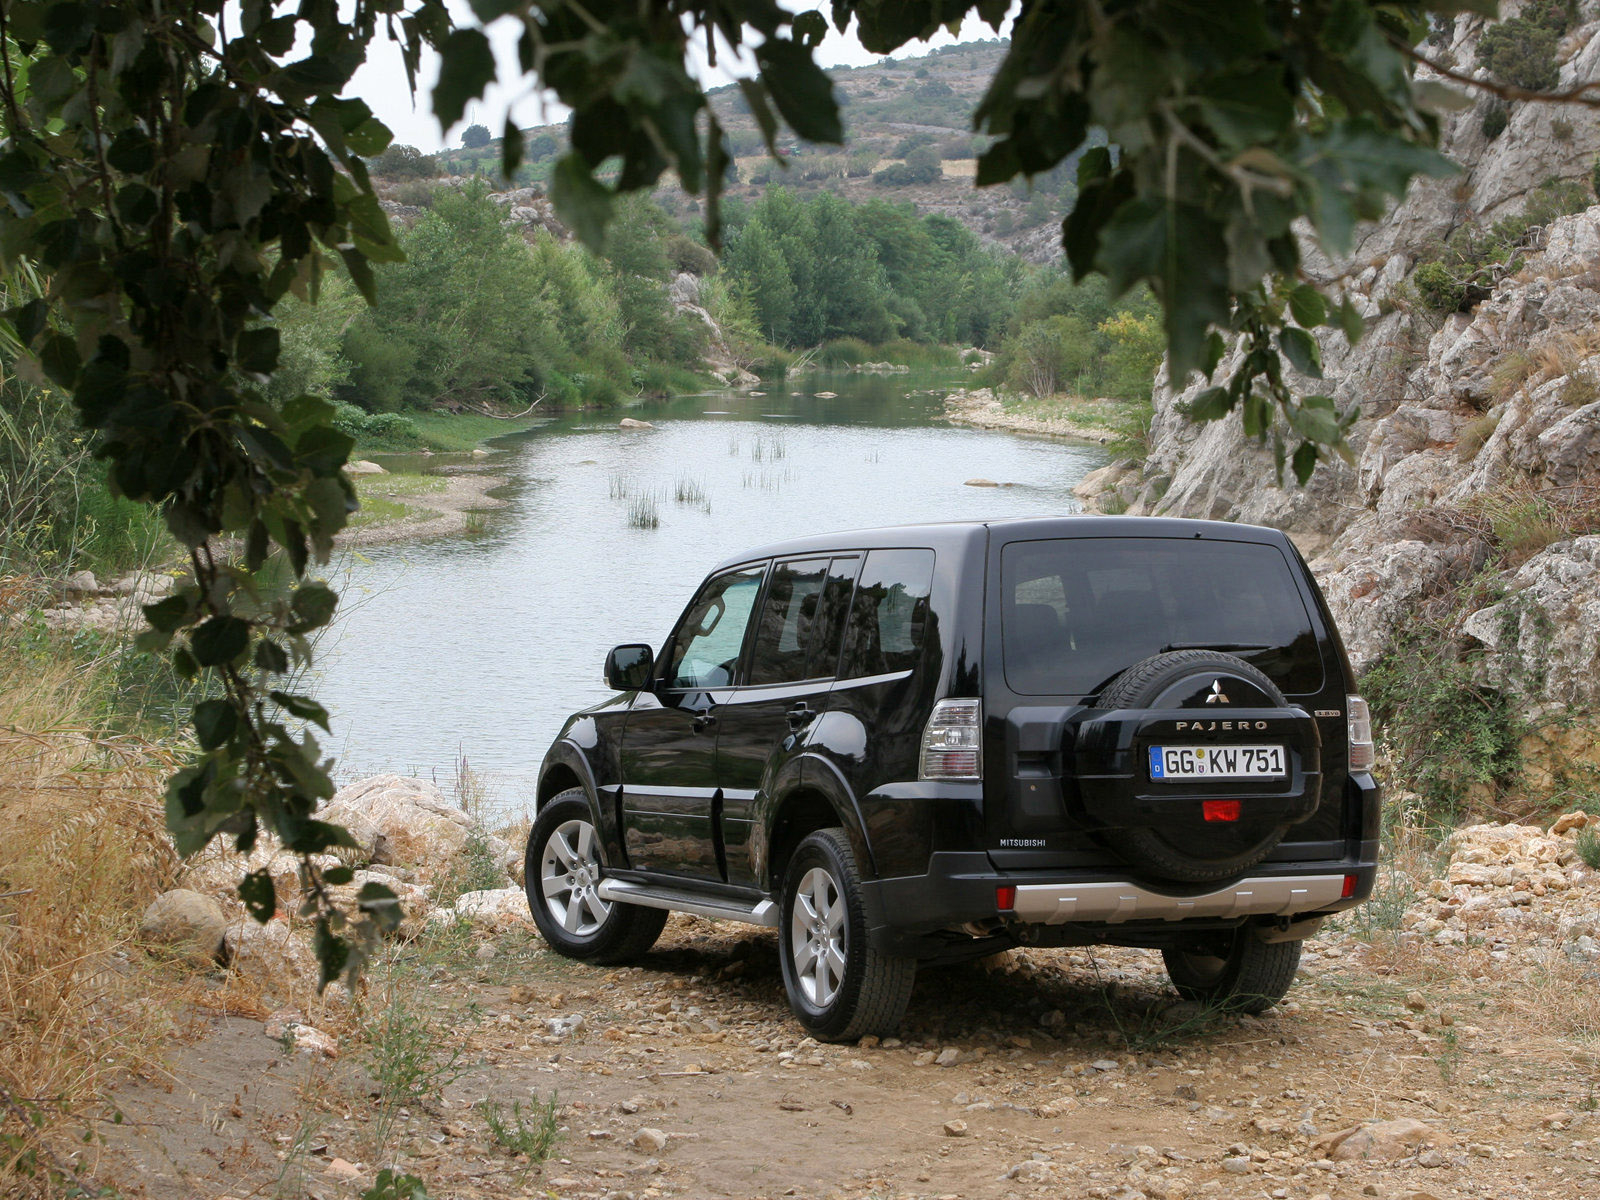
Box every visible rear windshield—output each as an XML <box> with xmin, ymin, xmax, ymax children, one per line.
<box><xmin>1000</xmin><ymin>537</ymin><xmax>1325</xmax><ymax>697</ymax></box>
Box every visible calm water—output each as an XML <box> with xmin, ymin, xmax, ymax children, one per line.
<box><xmin>312</xmin><ymin>373</ymin><xmax>1109</xmax><ymax>811</ymax></box>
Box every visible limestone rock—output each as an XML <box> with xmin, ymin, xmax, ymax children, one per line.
<box><xmin>225</xmin><ymin>918</ymin><xmax>317</xmax><ymax>992</ymax></box>
<box><xmin>139</xmin><ymin>889</ymin><xmax>227</xmax><ymax>964</ymax></box>
<box><xmin>346</xmin><ymin>460</ymin><xmax>387</xmax><ymax>476</ymax></box>
<box><xmin>430</xmin><ymin>886</ymin><xmax>533</xmax><ymax>933</ymax></box>
<box><xmin>320</xmin><ymin>775</ymin><xmax>513</xmax><ymax>885</ymax></box>
<box><xmin>618</xmin><ymin>417</ymin><xmax>655</xmax><ymax>430</ymax></box>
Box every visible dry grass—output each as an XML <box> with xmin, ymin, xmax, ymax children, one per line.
<box><xmin>0</xmin><ymin>654</ymin><xmax>186</xmax><ymax>1195</ymax></box>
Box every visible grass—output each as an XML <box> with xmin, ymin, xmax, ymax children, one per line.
<box><xmin>480</xmin><ymin>1094</ymin><xmax>562</xmax><ymax>1163</ymax></box>
<box><xmin>0</xmin><ymin>643</ymin><xmax>187</xmax><ymax>1197</ymax></box>
<box><xmin>362</xmin><ymin>969</ymin><xmax>474</xmax><ymax>1157</ymax></box>
<box><xmin>627</xmin><ymin>493</ymin><xmax>661</xmax><ymax>529</ymax></box>
<box><xmin>364</xmin><ymin>411</ymin><xmax>543</xmax><ymax>456</ymax></box>
<box><xmin>1576</xmin><ymin>826</ymin><xmax>1600</xmax><ymax>870</ymax></box>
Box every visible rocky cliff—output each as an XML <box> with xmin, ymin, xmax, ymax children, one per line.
<box><xmin>1080</xmin><ymin>8</ymin><xmax>1600</xmax><ymax>805</ymax></box>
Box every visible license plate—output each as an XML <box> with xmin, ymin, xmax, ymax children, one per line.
<box><xmin>1148</xmin><ymin>744</ymin><xmax>1286</xmax><ymax>781</ymax></box>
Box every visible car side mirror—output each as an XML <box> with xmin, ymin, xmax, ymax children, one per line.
<box><xmin>604</xmin><ymin>644</ymin><xmax>655</xmax><ymax>691</ymax></box>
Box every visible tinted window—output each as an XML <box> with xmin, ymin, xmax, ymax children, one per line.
<box><xmin>838</xmin><ymin>549</ymin><xmax>935</xmax><ymax>680</ymax></box>
<box><xmin>747</xmin><ymin>559</ymin><xmax>831</xmax><ymax>685</ymax></box>
<box><xmin>1001</xmin><ymin>538</ymin><xmax>1324</xmax><ymax>696</ymax></box>
<box><xmin>662</xmin><ymin>566</ymin><xmax>765</xmax><ymax>688</ymax></box>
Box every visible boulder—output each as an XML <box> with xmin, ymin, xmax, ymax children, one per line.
<box><xmin>139</xmin><ymin>889</ymin><xmax>227</xmax><ymax>964</ymax></box>
<box><xmin>429</xmin><ymin>886</ymin><xmax>534</xmax><ymax>933</ymax></box>
<box><xmin>964</xmin><ymin>478</ymin><xmax>999</xmax><ymax>488</ymax></box>
<box><xmin>326</xmin><ymin>869</ymin><xmax>432</xmax><ymax>939</ymax></box>
<box><xmin>319</xmin><ymin>775</ymin><xmax>514</xmax><ymax>886</ymax></box>
<box><xmin>346</xmin><ymin>460</ymin><xmax>387</xmax><ymax>476</ymax></box>
<box><xmin>61</xmin><ymin>570</ymin><xmax>99</xmax><ymax>597</ymax></box>
<box><xmin>1315</xmin><ymin>1118</ymin><xmax>1448</xmax><ymax>1162</ymax></box>
<box><xmin>618</xmin><ymin>417</ymin><xmax>655</xmax><ymax>430</ymax></box>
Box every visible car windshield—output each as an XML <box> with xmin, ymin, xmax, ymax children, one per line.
<box><xmin>1000</xmin><ymin>537</ymin><xmax>1325</xmax><ymax>697</ymax></box>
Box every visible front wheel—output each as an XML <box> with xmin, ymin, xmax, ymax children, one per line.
<box><xmin>778</xmin><ymin>828</ymin><xmax>915</xmax><ymax>1042</ymax></box>
<box><xmin>1162</xmin><ymin>933</ymin><xmax>1302</xmax><ymax>1014</ymax></box>
<box><xmin>524</xmin><ymin>790</ymin><xmax>666</xmax><ymax>964</ymax></box>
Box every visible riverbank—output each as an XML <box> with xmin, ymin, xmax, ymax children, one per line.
<box><xmin>943</xmin><ymin>386</ymin><xmax>1147</xmax><ymax>448</ymax></box>
<box><xmin>342</xmin><ymin>465</ymin><xmax>510</xmax><ymax>546</ymax></box>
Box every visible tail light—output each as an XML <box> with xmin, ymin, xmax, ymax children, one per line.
<box><xmin>920</xmin><ymin>698</ymin><xmax>982</xmax><ymax>781</ymax></box>
<box><xmin>1347</xmin><ymin>694</ymin><xmax>1375</xmax><ymax>773</ymax></box>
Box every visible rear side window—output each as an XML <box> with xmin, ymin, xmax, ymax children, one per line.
<box><xmin>1001</xmin><ymin>538</ymin><xmax>1324</xmax><ymax>696</ymax></box>
<box><xmin>838</xmin><ymin>549</ymin><xmax>935</xmax><ymax>680</ymax></box>
<box><xmin>748</xmin><ymin>556</ymin><xmax>862</xmax><ymax>685</ymax></box>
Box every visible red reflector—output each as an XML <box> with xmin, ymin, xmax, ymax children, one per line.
<box><xmin>1342</xmin><ymin>874</ymin><xmax>1357</xmax><ymax>899</ymax></box>
<box><xmin>996</xmin><ymin>885</ymin><xmax>1017</xmax><ymax>912</ymax></box>
<box><xmin>1202</xmin><ymin>800</ymin><xmax>1241</xmax><ymax>822</ymax></box>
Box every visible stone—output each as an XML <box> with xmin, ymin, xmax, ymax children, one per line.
<box><xmin>139</xmin><ymin>889</ymin><xmax>227</xmax><ymax>965</ymax></box>
<box><xmin>632</xmin><ymin>1128</ymin><xmax>668</xmax><ymax>1153</ymax></box>
<box><xmin>61</xmin><ymin>570</ymin><xmax>99</xmax><ymax>596</ymax></box>
<box><xmin>1006</xmin><ymin>1161</ymin><xmax>1053</xmax><ymax>1183</ymax></box>
<box><xmin>942</xmin><ymin>1119</ymin><xmax>968</xmax><ymax>1137</ymax></box>
<box><xmin>326</xmin><ymin>1158</ymin><xmax>361</xmax><ymax>1180</ymax></box>
<box><xmin>345</xmin><ymin>460</ymin><xmax>387</xmax><ymax>476</ymax></box>
<box><xmin>264</xmin><ymin>1012</ymin><xmax>337</xmax><ymax>1058</ymax></box>
<box><xmin>1315</xmin><ymin>1118</ymin><xmax>1447</xmax><ymax>1162</ymax></box>
<box><xmin>224</xmin><ymin>918</ymin><xmax>317</xmax><ymax>991</ymax></box>
<box><xmin>963</xmin><ymin>478</ymin><xmax>999</xmax><ymax>487</ymax></box>
<box><xmin>1404</xmin><ymin>990</ymin><xmax>1427</xmax><ymax>1012</ymax></box>
<box><xmin>1553</xmin><ymin>811</ymin><xmax>1592</xmax><ymax>835</ymax></box>
<box><xmin>1221</xmin><ymin>1157</ymin><xmax>1253</xmax><ymax>1174</ymax></box>
<box><xmin>935</xmin><ymin>1047</ymin><xmax>962</xmax><ymax>1066</ymax></box>
<box><xmin>618</xmin><ymin>417</ymin><xmax>655</xmax><ymax>430</ymax></box>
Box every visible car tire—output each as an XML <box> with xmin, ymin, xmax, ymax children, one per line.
<box><xmin>1162</xmin><ymin>934</ymin><xmax>1302</xmax><ymax>1014</ymax></box>
<box><xmin>524</xmin><ymin>789</ymin><xmax>667</xmax><ymax>964</ymax></box>
<box><xmin>779</xmin><ymin>827</ymin><xmax>916</xmax><ymax>1042</ymax></box>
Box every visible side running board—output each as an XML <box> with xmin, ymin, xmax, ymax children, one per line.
<box><xmin>596</xmin><ymin>878</ymin><xmax>779</xmax><ymax>928</ymax></box>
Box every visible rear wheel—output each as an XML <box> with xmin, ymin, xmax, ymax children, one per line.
<box><xmin>524</xmin><ymin>790</ymin><xmax>666</xmax><ymax>964</ymax></box>
<box><xmin>778</xmin><ymin>828</ymin><xmax>916</xmax><ymax>1042</ymax></box>
<box><xmin>1162</xmin><ymin>933</ymin><xmax>1302</xmax><ymax>1014</ymax></box>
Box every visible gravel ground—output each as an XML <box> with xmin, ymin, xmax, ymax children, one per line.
<box><xmin>100</xmin><ymin>894</ymin><xmax>1599</xmax><ymax>1200</ymax></box>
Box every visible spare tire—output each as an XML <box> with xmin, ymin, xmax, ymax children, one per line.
<box><xmin>1093</xmin><ymin>650</ymin><xmax>1300</xmax><ymax>884</ymax></box>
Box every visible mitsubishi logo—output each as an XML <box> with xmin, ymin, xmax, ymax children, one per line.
<box><xmin>1205</xmin><ymin>680</ymin><xmax>1231</xmax><ymax>705</ymax></box>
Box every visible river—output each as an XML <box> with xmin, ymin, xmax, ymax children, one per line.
<box><xmin>311</xmin><ymin>372</ymin><xmax>1109</xmax><ymax>812</ymax></box>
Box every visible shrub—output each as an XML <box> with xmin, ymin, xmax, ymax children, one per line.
<box><xmin>1576</xmin><ymin>825</ymin><xmax>1600</xmax><ymax>870</ymax></box>
<box><xmin>1413</xmin><ymin>260</ymin><xmax>1468</xmax><ymax>312</ymax></box>
<box><xmin>1480</xmin><ymin>98</ymin><xmax>1509</xmax><ymax>141</ymax></box>
<box><xmin>390</xmin><ymin>180</ymin><xmax>439</xmax><ymax>208</ymax></box>
<box><xmin>1477</xmin><ymin>17</ymin><xmax>1561</xmax><ymax>91</ymax></box>
<box><xmin>817</xmin><ymin>336</ymin><xmax>873</xmax><ymax>367</ymax></box>
<box><xmin>1456</xmin><ymin>413</ymin><xmax>1499</xmax><ymax>462</ymax></box>
<box><xmin>1552</xmin><ymin>118</ymin><xmax>1574</xmax><ymax>142</ymax></box>
<box><xmin>666</xmin><ymin>234</ymin><xmax>717</xmax><ymax>276</ymax></box>
<box><xmin>370</xmin><ymin>143</ymin><xmax>438</xmax><ymax>179</ymax></box>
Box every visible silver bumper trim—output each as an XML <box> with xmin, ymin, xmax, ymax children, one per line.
<box><xmin>1010</xmin><ymin>873</ymin><xmax>1347</xmax><ymax>925</ymax></box>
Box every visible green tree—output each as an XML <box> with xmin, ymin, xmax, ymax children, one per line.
<box><xmin>461</xmin><ymin>123</ymin><xmax>492</xmax><ymax>149</ymax></box>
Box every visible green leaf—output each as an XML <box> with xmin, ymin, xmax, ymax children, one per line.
<box><xmin>1278</xmin><ymin>327</ymin><xmax>1323</xmax><ymax>378</ymax></box>
<box><xmin>323</xmin><ymin>865</ymin><xmax>354</xmax><ymax>886</ymax></box>
<box><xmin>755</xmin><ymin>38</ymin><xmax>842</xmax><ymax>144</ymax></box>
<box><xmin>143</xmin><ymin>594</ymin><xmax>190</xmax><ymax>632</ymax></box>
<box><xmin>236</xmin><ymin>327</ymin><xmax>280</xmax><ymax>376</ymax></box>
<box><xmin>290</xmin><ymin>582</ymin><xmax>339</xmax><ymax>632</ymax></box>
<box><xmin>255</xmin><ymin>639</ymin><xmax>289</xmax><ymax>673</ymax></box>
<box><xmin>432</xmin><ymin>29</ymin><xmax>495</xmax><ymax>132</ymax></box>
<box><xmin>1288</xmin><ymin>285</ymin><xmax>1328</xmax><ymax>330</ymax></box>
<box><xmin>194</xmin><ymin>698</ymin><xmax>239</xmax><ymax>750</ymax></box>
<box><xmin>238</xmin><ymin>869</ymin><xmax>278</xmax><ymax>922</ymax></box>
<box><xmin>1292</xmin><ymin>441</ymin><xmax>1319</xmax><ymax>485</ymax></box>
<box><xmin>271</xmin><ymin>690</ymin><xmax>332</xmax><ymax>732</ymax></box>
<box><xmin>1186</xmin><ymin>386</ymin><xmax>1234</xmax><ymax>422</ymax></box>
<box><xmin>191</xmin><ymin>617</ymin><xmax>251</xmax><ymax>666</ymax></box>
<box><xmin>549</xmin><ymin>155</ymin><xmax>614</xmax><ymax>250</ymax></box>
<box><xmin>1337</xmin><ymin>296</ymin><xmax>1366</xmax><ymax>344</ymax></box>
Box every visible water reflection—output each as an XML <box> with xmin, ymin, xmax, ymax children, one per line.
<box><xmin>311</xmin><ymin>374</ymin><xmax>1110</xmax><ymax>812</ymax></box>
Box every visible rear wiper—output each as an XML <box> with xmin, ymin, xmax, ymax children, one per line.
<box><xmin>1161</xmin><ymin>642</ymin><xmax>1271</xmax><ymax>652</ymax></box>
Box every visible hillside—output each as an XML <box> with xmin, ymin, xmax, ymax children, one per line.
<box><xmin>1077</xmin><ymin>6</ymin><xmax>1600</xmax><ymax>816</ymax></box>
<box><xmin>406</xmin><ymin>39</ymin><xmax>1074</xmax><ymax>263</ymax></box>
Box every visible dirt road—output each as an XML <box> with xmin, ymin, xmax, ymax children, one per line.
<box><xmin>100</xmin><ymin>910</ymin><xmax>1595</xmax><ymax>1200</ymax></box>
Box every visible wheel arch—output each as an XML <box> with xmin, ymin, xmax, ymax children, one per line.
<box><xmin>763</xmin><ymin>769</ymin><xmax>874</xmax><ymax>891</ymax></box>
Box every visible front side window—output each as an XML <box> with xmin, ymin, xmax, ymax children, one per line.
<box><xmin>1001</xmin><ymin>538</ymin><xmax>1324</xmax><ymax>696</ymax></box>
<box><xmin>838</xmin><ymin>549</ymin><xmax>936</xmax><ymax>680</ymax></box>
<box><xmin>662</xmin><ymin>566</ymin><xmax>766</xmax><ymax>688</ymax></box>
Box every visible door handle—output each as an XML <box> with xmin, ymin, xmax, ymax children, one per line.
<box><xmin>692</xmin><ymin>710</ymin><xmax>717</xmax><ymax>733</ymax></box>
<box><xmin>786</xmin><ymin>703</ymin><xmax>816</xmax><ymax>732</ymax></box>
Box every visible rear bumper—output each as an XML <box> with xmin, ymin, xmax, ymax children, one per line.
<box><xmin>859</xmin><ymin>842</ymin><xmax>1379</xmax><ymax>957</ymax></box>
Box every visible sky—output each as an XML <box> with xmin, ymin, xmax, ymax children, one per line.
<box><xmin>350</xmin><ymin>7</ymin><xmax>1011</xmax><ymax>154</ymax></box>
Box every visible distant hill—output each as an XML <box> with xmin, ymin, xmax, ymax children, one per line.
<box><xmin>396</xmin><ymin>40</ymin><xmax>1075</xmax><ymax>264</ymax></box>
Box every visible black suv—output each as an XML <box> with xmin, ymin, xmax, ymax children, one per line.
<box><xmin>525</xmin><ymin>517</ymin><xmax>1379</xmax><ymax>1040</ymax></box>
